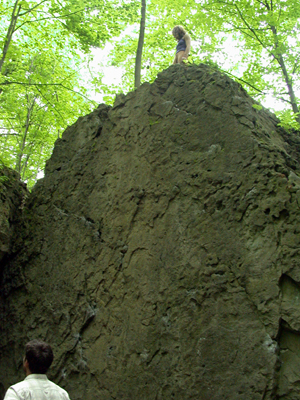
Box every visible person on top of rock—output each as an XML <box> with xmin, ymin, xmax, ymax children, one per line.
<box><xmin>4</xmin><ymin>340</ymin><xmax>70</xmax><ymax>400</ymax></box>
<box><xmin>172</xmin><ymin>25</ymin><xmax>191</xmax><ymax>64</ymax></box>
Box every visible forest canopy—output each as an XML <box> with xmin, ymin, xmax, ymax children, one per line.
<box><xmin>1</xmin><ymin>0</ymin><xmax>299</xmax><ymax>187</ymax></box>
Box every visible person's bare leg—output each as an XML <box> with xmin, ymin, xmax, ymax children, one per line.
<box><xmin>174</xmin><ymin>51</ymin><xmax>185</xmax><ymax>64</ymax></box>
<box><xmin>177</xmin><ymin>51</ymin><xmax>187</xmax><ymax>63</ymax></box>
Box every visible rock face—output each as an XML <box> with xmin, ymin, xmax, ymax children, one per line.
<box><xmin>0</xmin><ymin>168</ymin><xmax>27</xmax><ymax>265</ymax></box>
<box><xmin>1</xmin><ymin>63</ymin><xmax>300</xmax><ymax>400</ymax></box>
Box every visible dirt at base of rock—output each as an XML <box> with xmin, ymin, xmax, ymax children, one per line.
<box><xmin>1</xmin><ymin>63</ymin><xmax>300</xmax><ymax>400</ymax></box>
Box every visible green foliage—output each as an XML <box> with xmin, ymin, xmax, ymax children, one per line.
<box><xmin>0</xmin><ymin>31</ymin><xmax>94</xmax><ymax>186</ymax></box>
<box><xmin>1</xmin><ymin>0</ymin><xmax>300</xmax><ymax>189</ymax></box>
<box><xmin>0</xmin><ymin>52</ymin><xmax>91</xmax><ymax>186</ymax></box>
<box><xmin>53</xmin><ymin>0</ymin><xmax>140</xmax><ymax>51</ymax></box>
<box><xmin>277</xmin><ymin>110</ymin><xmax>300</xmax><ymax>131</ymax></box>
<box><xmin>104</xmin><ymin>0</ymin><xmax>300</xmax><ymax>129</ymax></box>
<box><xmin>0</xmin><ymin>0</ymin><xmax>138</xmax><ymax>187</ymax></box>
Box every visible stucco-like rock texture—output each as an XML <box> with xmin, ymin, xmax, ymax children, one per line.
<box><xmin>0</xmin><ymin>168</ymin><xmax>27</xmax><ymax>265</ymax></box>
<box><xmin>1</xmin><ymin>64</ymin><xmax>300</xmax><ymax>399</ymax></box>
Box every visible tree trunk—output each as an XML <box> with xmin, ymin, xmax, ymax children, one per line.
<box><xmin>134</xmin><ymin>0</ymin><xmax>146</xmax><ymax>88</ymax></box>
<box><xmin>0</xmin><ymin>0</ymin><xmax>21</xmax><ymax>73</ymax></box>
<box><xmin>278</xmin><ymin>54</ymin><xmax>300</xmax><ymax>123</ymax></box>
<box><xmin>270</xmin><ymin>25</ymin><xmax>300</xmax><ymax>123</ymax></box>
<box><xmin>15</xmin><ymin>95</ymin><xmax>36</xmax><ymax>175</ymax></box>
<box><xmin>33</xmin><ymin>144</ymin><xmax>43</xmax><ymax>182</ymax></box>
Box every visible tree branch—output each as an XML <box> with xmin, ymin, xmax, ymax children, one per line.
<box><xmin>293</xmin><ymin>56</ymin><xmax>300</xmax><ymax>75</ymax></box>
<box><xmin>234</xmin><ymin>4</ymin><xmax>270</xmax><ymax>53</ymax></box>
<box><xmin>0</xmin><ymin>0</ymin><xmax>22</xmax><ymax>73</ymax></box>
<box><xmin>14</xmin><ymin>5</ymin><xmax>106</xmax><ymax>34</ymax></box>
<box><xmin>278</xmin><ymin>97</ymin><xmax>292</xmax><ymax>105</ymax></box>
<box><xmin>0</xmin><ymin>81</ymin><xmax>97</xmax><ymax>103</ymax></box>
<box><xmin>220</xmin><ymin>69</ymin><xmax>266</xmax><ymax>94</ymax></box>
<box><xmin>16</xmin><ymin>4</ymin><xmax>109</xmax><ymax>30</ymax></box>
<box><xmin>18</xmin><ymin>0</ymin><xmax>49</xmax><ymax>16</ymax></box>
<box><xmin>34</xmin><ymin>85</ymin><xmax>67</xmax><ymax>125</ymax></box>
<box><xmin>254</xmin><ymin>0</ymin><xmax>269</xmax><ymax>9</ymax></box>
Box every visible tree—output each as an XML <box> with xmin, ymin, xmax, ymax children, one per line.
<box><xmin>0</xmin><ymin>48</ymin><xmax>92</xmax><ymax>186</ymax></box>
<box><xmin>106</xmin><ymin>0</ymin><xmax>300</xmax><ymax>126</ymax></box>
<box><xmin>0</xmin><ymin>0</ymin><xmax>139</xmax><ymax>186</ymax></box>
<box><xmin>196</xmin><ymin>0</ymin><xmax>300</xmax><ymax>123</ymax></box>
<box><xmin>1</xmin><ymin>0</ymin><xmax>300</xmax><ymax>188</ymax></box>
<box><xmin>134</xmin><ymin>0</ymin><xmax>146</xmax><ymax>88</ymax></box>
<box><xmin>0</xmin><ymin>0</ymin><xmax>139</xmax><ymax>71</ymax></box>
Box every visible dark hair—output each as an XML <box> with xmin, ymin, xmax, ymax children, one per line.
<box><xmin>25</xmin><ymin>340</ymin><xmax>54</xmax><ymax>374</ymax></box>
<box><xmin>172</xmin><ymin>25</ymin><xmax>186</xmax><ymax>41</ymax></box>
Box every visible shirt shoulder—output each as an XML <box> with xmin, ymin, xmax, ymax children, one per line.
<box><xmin>7</xmin><ymin>379</ymin><xmax>31</xmax><ymax>393</ymax></box>
<box><xmin>3</xmin><ymin>387</ymin><xmax>21</xmax><ymax>400</ymax></box>
<box><xmin>47</xmin><ymin>380</ymin><xmax>70</xmax><ymax>398</ymax></box>
<box><xmin>4</xmin><ymin>380</ymin><xmax>31</xmax><ymax>400</ymax></box>
<box><xmin>5</xmin><ymin>378</ymin><xmax>70</xmax><ymax>400</ymax></box>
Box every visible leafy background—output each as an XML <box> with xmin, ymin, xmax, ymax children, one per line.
<box><xmin>1</xmin><ymin>0</ymin><xmax>299</xmax><ymax>187</ymax></box>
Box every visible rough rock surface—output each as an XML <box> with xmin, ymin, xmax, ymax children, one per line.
<box><xmin>1</xmin><ymin>64</ymin><xmax>300</xmax><ymax>399</ymax></box>
<box><xmin>0</xmin><ymin>168</ymin><xmax>27</xmax><ymax>265</ymax></box>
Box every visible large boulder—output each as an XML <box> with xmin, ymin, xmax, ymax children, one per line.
<box><xmin>1</xmin><ymin>64</ymin><xmax>300</xmax><ymax>400</ymax></box>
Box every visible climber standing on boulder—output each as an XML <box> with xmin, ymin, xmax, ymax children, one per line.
<box><xmin>3</xmin><ymin>340</ymin><xmax>71</xmax><ymax>400</ymax></box>
<box><xmin>172</xmin><ymin>25</ymin><xmax>191</xmax><ymax>64</ymax></box>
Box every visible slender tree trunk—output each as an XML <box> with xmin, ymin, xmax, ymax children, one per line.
<box><xmin>277</xmin><ymin>54</ymin><xmax>300</xmax><ymax>123</ymax></box>
<box><xmin>15</xmin><ymin>95</ymin><xmax>36</xmax><ymax>174</ymax></box>
<box><xmin>0</xmin><ymin>0</ymin><xmax>22</xmax><ymax>73</ymax></box>
<box><xmin>134</xmin><ymin>0</ymin><xmax>146</xmax><ymax>88</ymax></box>
<box><xmin>270</xmin><ymin>25</ymin><xmax>300</xmax><ymax>123</ymax></box>
<box><xmin>33</xmin><ymin>144</ymin><xmax>43</xmax><ymax>182</ymax></box>
<box><xmin>22</xmin><ymin>151</ymin><xmax>31</xmax><ymax>180</ymax></box>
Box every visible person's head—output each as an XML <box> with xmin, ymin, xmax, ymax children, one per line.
<box><xmin>24</xmin><ymin>340</ymin><xmax>54</xmax><ymax>374</ymax></box>
<box><xmin>172</xmin><ymin>25</ymin><xmax>186</xmax><ymax>41</ymax></box>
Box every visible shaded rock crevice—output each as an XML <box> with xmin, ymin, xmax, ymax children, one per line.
<box><xmin>277</xmin><ymin>272</ymin><xmax>300</xmax><ymax>398</ymax></box>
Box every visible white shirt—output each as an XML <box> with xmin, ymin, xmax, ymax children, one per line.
<box><xmin>4</xmin><ymin>374</ymin><xmax>70</xmax><ymax>400</ymax></box>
